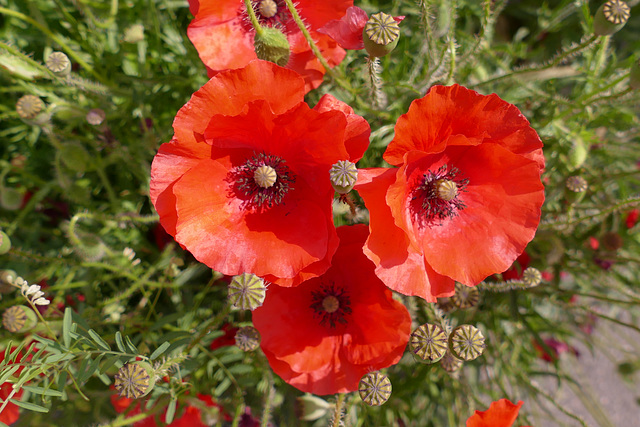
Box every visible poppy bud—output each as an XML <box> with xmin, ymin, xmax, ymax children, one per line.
<box><xmin>235</xmin><ymin>326</ymin><xmax>261</xmax><ymax>352</ymax></box>
<box><xmin>451</xmin><ymin>282</ymin><xmax>480</xmax><ymax>309</ymax></box>
<box><xmin>295</xmin><ymin>394</ymin><xmax>333</xmax><ymax>421</ymax></box>
<box><xmin>60</xmin><ymin>142</ymin><xmax>90</xmax><ymax>173</ymax></box>
<box><xmin>228</xmin><ymin>273</ymin><xmax>266</xmax><ymax>310</ymax></box>
<box><xmin>45</xmin><ymin>51</ymin><xmax>71</xmax><ymax>76</ymax></box>
<box><xmin>363</xmin><ymin>12</ymin><xmax>400</xmax><ymax>58</ymax></box>
<box><xmin>565</xmin><ymin>175</ymin><xmax>588</xmax><ymax>204</ymax></box>
<box><xmin>410</xmin><ymin>323</ymin><xmax>448</xmax><ymax>363</ymax></box>
<box><xmin>522</xmin><ymin>267</ymin><xmax>542</xmax><ymax>287</ymax></box>
<box><xmin>16</xmin><ymin>95</ymin><xmax>44</xmax><ymax>120</ymax></box>
<box><xmin>630</xmin><ymin>58</ymin><xmax>640</xmax><ymax>90</ymax></box>
<box><xmin>439</xmin><ymin>351</ymin><xmax>462</xmax><ymax>373</ymax></box>
<box><xmin>114</xmin><ymin>361</ymin><xmax>157</xmax><ymax>399</ymax></box>
<box><xmin>2</xmin><ymin>305</ymin><xmax>38</xmax><ymax>333</ymax></box>
<box><xmin>448</xmin><ymin>324</ymin><xmax>485</xmax><ymax>361</ymax></box>
<box><xmin>0</xmin><ymin>187</ymin><xmax>23</xmax><ymax>211</ymax></box>
<box><xmin>567</xmin><ymin>137</ymin><xmax>587</xmax><ymax>170</ymax></box>
<box><xmin>0</xmin><ymin>230</ymin><xmax>11</xmax><ymax>255</ymax></box>
<box><xmin>254</xmin><ymin>27</ymin><xmax>290</xmax><ymax>67</ymax></box>
<box><xmin>593</xmin><ymin>0</ymin><xmax>630</xmax><ymax>36</ymax></box>
<box><xmin>329</xmin><ymin>160</ymin><xmax>358</xmax><ymax>194</ymax></box>
<box><xmin>359</xmin><ymin>371</ymin><xmax>391</xmax><ymax>406</ymax></box>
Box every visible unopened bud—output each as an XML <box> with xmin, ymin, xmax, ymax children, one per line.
<box><xmin>295</xmin><ymin>394</ymin><xmax>333</xmax><ymax>421</ymax></box>
<box><xmin>254</xmin><ymin>27</ymin><xmax>290</xmax><ymax>67</ymax></box>
<box><xmin>363</xmin><ymin>12</ymin><xmax>400</xmax><ymax>58</ymax></box>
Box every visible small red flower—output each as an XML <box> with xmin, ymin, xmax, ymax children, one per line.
<box><xmin>150</xmin><ymin>60</ymin><xmax>369</xmax><ymax>286</ymax></box>
<box><xmin>356</xmin><ymin>85</ymin><xmax>545</xmax><ymax>301</ymax></box>
<box><xmin>466</xmin><ymin>399</ymin><xmax>529</xmax><ymax>427</ymax></box>
<box><xmin>187</xmin><ymin>0</ymin><xmax>350</xmax><ymax>92</ymax></box>
<box><xmin>252</xmin><ymin>224</ymin><xmax>411</xmax><ymax>395</ymax></box>
<box><xmin>533</xmin><ymin>338</ymin><xmax>579</xmax><ymax>363</ymax></box>
<box><xmin>318</xmin><ymin>6</ymin><xmax>404</xmax><ymax>50</ymax></box>
<box><xmin>0</xmin><ymin>350</ymin><xmax>27</xmax><ymax>426</ymax></box>
<box><xmin>625</xmin><ymin>208</ymin><xmax>639</xmax><ymax>229</ymax></box>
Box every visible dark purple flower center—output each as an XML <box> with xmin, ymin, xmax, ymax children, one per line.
<box><xmin>230</xmin><ymin>153</ymin><xmax>295</xmax><ymax>211</ymax></box>
<box><xmin>411</xmin><ymin>164</ymin><xmax>469</xmax><ymax>227</ymax></box>
<box><xmin>310</xmin><ymin>283</ymin><xmax>352</xmax><ymax>328</ymax></box>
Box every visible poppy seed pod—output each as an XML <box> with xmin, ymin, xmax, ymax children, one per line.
<box><xmin>254</xmin><ymin>27</ymin><xmax>290</xmax><ymax>67</ymax></box>
<box><xmin>235</xmin><ymin>326</ymin><xmax>261</xmax><ymax>352</ymax></box>
<box><xmin>363</xmin><ymin>12</ymin><xmax>400</xmax><ymax>58</ymax></box>
<box><xmin>2</xmin><ymin>305</ymin><xmax>38</xmax><ymax>333</ymax></box>
<box><xmin>359</xmin><ymin>371</ymin><xmax>392</xmax><ymax>406</ymax></box>
<box><xmin>593</xmin><ymin>0</ymin><xmax>630</xmax><ymax>36</ymax></box>
<box><xmin>228</xmin><ymin>273</ymin><xmax>266</xmax><ymax>310</ymax></box>
<box><xmin>410</xmin><ymin>323</ymin><xmax>448</xmax><ymax>363</ymax></box>
<box><xmin>16</xmin><ymin>95</ymin><xmax>44</xmax><ymax>120</ymax></box>
<box><xmin>45</xmin><ymin>51</ymin><xmax>71</xmax><ymax>76</ymax></box>
<box><xmin>448</xmin><ymin>324</ymin><xmax>485</xmax><ymax>361</ymax></box>
<box><xmin>114</xmin><ymin>361</ymin><xmax>156</xmax><ymax>399</ymax></box>
<box><xmin>565</xmin><ymin>175</ymin><xmax>588</xmax><ymax>204</ymax></box>
<box><xmin>329</xmin><ymin>160</ymin><xmax>358</xmax><ymax>194</ymax></box>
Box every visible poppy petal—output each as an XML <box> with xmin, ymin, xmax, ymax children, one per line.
<box><xmin>317</xmin><ymin>6</ymin><xmax>368</xmax><ymax>50</ymax></box>
<box><xmin>466</xmin><ymin>399</ymin><xmax>524</xmax><ymax>427</ymax></box>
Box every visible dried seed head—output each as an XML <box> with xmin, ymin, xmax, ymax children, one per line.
<box><xmin>451</xmin><ymin>283</ymin><xmax>480</xmax><ymax>309</ymax></box>
<box><xmin>522</xmin><ymin>267</ymin><xmax>542</xmax><ymax>287</ymax></box>
<box><xmin>228</xmin><ymin>273</ymin><xmax>266</xmax><ymax>310</ymax></box>
<box><xmin>363</xmin><ymin>12</ymin><xmax>401</xmax><ymax>58</ymax></box>
<box><xmin>46</xmin><ymin>51</ymin><xmax>71</xmax><ymax>75</ymax></box>
<box><xmin>329</xmin><ymin>160</ymin><xmax>358</xmax><ymax>194</ymax></box>
<box><xmin>16</xmin><ymin>95</ymin><xmax>45</xmax><ymax>120</ymax></box>
<box><xmin>2</xmin><ymin>305</ymin><xmax>37</xmax><ymax>333</ymax></box>
<box><xmin>594</xmin><ymin>1</ymin><xmax>630</xmax><ymax>36</ymax></box>
<box><xmin>410</xmin><ymin>323</ymin><xmax>448</xmax><ymax>363</ymax></box>
<box><xmin>114</xmin><ymin>361</ymin><xmax>156</xmax><ymax>399</ymax></box>
<box><xmin>440</xmin><ymin>351</ymin><xmax>463</xmax><ymax>373</ymax></box>
<box><xmin>86</xmin><ymin>109</ymin><xmax>106</xmax><ymax>126</ymax></box>
<box><xmin>359</xmin><ymin>371</ymin><xmax>392</xmax><ymax>406</ymax></box>
<box><xmin>235</xmin><ymin>326</ymin><xmax>261</xmax><ymax>352</ymax></box>
<box><xmin>448</xmin><ymin>325</ymin><xmax>485</xmax><ymax>361</ymax></box>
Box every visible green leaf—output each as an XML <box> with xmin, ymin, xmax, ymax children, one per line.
<box><xmin>124</xmin><ymin>336</ymin><xmax>138</xmax><ymax>354</ymax></box>
<box><xmin>88</xmin><ymin>329</ymin><xmax>111</xmax><ymax>351</ymax></box>
<box><xmin>77</xmin><ymin>354</ymin><xmax>104</xmax><ymax>383</ymax></box>
<box><xmin>21</xmin><ymin>385</ymin><xmax>63</xmax><ymax>397</ymax></box>
<box><xmin>149</xmin><ymin>342</ymin><xmax>171</xmax><ymax>361</ymax></box>
<box><xmin>62</xmin><ymin>307</ymin><xmax>73</xmax><ymax>349</ymax></box>
<box><xmin>0</xmin><ymin>365</ymin><xmax>20</xmax><ymax>384</ymax></box>
<box><xmin>165</xmin><ymin>397</ymin><xmax>178</xmax><ymax>424</ymax></box>
<box><xmin>31</xmin><ymin>335</ymin><xmax>55</xmax><ymax>347</ymax></box>
<box><xmin>9</xmin><ymin>399</ymin><xmax>49</xmax><ymax>413</ymax></box>
<box><xmin>214</xmin><ymin>378</ymin><xmax>231</xmax><ymax>397</ymax></box>
<box><xmin>100</xmin><ymin>355</ymin><xmax>121</xmax><ymax>374</ymax></box>
<box><xmin>43</xmin><ymin>353</ymin><xmax>75</xmax><ymax>364</ymax></box>
<box><xmin>115</xmin><ymin>331</ymin><xmax>126</xmax><ymax>353</ymax></box>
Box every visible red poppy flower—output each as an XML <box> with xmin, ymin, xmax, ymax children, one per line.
<box><xmin>533</xmin><ymin>337</ymin><xmax>579</xmax><ymax>363</ymax></box>
<box><xmin>318</xmin><ymin>6</ymin><xmax>404</xmax><ymax>50</ymax></box>
<box><xmin>466</xmin><ymin>399</ymin><xmax>530</xmax><ymax>427</ymax></box>
<box><xmin>209</xmin><ymin>323</ymin><xmax>239</xmax><ymax>351</ymax></box>
<box><xmin>625</xmin><ymin>208</ymin><xmax>639</xmax><ymax>229</ymax></box>
<box><xmin>0</xmin><ymin>349</ymin><xmax>26</xmax><ymax>426</ymax></box>
<box><xmin>356</xmin><ymin>85</ymin><xmax>545</xmax><ymax>301</ymax></box>
<box><xmin>150</xmin><ymin>60</ymin><xmax>369</xmax><ymax>286</ymax></box>
<box><xmin>187</xmin><ymin>0</ymin><xmax>350</xmax><ymax>92</ymax></box>
<box><xmin>252</xmin><ymin>224</ymin><xmax>411</xmax><ymax>395</ymax></box>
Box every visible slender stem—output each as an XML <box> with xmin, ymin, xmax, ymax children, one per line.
<box><xmin>331</xmin><ymin>393</ymin><xmax>345</xmax><ymax>427</ymax></box>
<box><xmin>185</xmin><ymin>302</ymin><xmax>232</xmax><ymax>353</ymax></box>
<box><xmin>243</xmin><ymin>0</ymin><xmax>263</xmax><ymax>36</ymax></box>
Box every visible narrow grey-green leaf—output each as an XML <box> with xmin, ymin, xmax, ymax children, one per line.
<box><xmin>77</xmin><ymin>354</ymin><xmax>103</xmax><ymax>383</ymax></box>
<box><xmin>100</xmin><ymin>355</ymin><xmax>121</xmax><ymax>374</ymax></box>
<box><xmin>21</xmin><ymin>385</ymin><xmax>63</xmax><ymax>397</ymax></box>
<box><xmin>0</xmin><ymin>365</ymin><xmax>20</xmax><ymax>384</ymax></box>
<box><xmin>149</xmin><ymin>342</ymin><xmax>171</xmax><ymax>361</ymax></box>
<box><xmin>165</xmin><ymin>397</ymin><xmax>178</xmax><ymax>424</ymax></box>
<box><xmin>124</xmin><ymin>336</ymin><xmax>138</xmax><ymax>354</ymax></box>
<box><xmin>115</xmin><ymin>331</ymin><xmax>126</xmax><ymax>353</ymax></box>
<box><xmin>62</xmin><ymin>307</ymin><xmax>72</xmax><ymax>348</ymax></box>
<box><xmin>88</xmin><ymin>329</ymin><xmax>110</xmax><ymax>351</ymax></box>
<box><xmin>9</xmin><ymin>399</ymin><xmax>49</xmax><ymax>413</ymax></box>
<box><xmin>214</xmin><ymin>377</ymin><xmax>231</xmax><ymax>397</ymax></box>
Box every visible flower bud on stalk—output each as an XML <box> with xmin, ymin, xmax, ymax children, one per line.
<box><xmin>254</xmin><ymin>26</ymin><xmax>290</xmax><ymax>67</ymax></box>
<box><xmin>593</xmin><ymin>0</ymin><xmax>630</xmax><ymax>36</ymax></box>
<box><xmin>295</xmin><ymin>395</ymin><xmax>333</xmax><ymax>421</ymax></box>
<box><xmin>363</xmin><ymin>12</ymin><xmax>400</xmax><ymax>58</ymax></box>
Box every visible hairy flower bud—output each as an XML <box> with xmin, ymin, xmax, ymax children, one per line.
<box><xmin>254</xmin><ymin>27</ymin><xmax>290</xmax><ymax>67</ymax></box>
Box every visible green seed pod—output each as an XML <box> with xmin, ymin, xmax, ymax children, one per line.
<box><xmin>329</xmin><ymin>160</ymin><xmax>358</xmax><ymax>194</ymax></box>
<box><xmin>630</xmin><ymin>58</ymin><xmax>640</xmax><ymax>90</ymax></box>
<box><xmin>295</xmin><ymin>394</ymin><xmax>333</xmax><ymax>421</ymax></box>
<box><xmin>235</xmin><ymin>326</ymin><xmax>261</xmax><ymax>352</ymax></box>
<box><xmin>254</xmin><ymin>27</ymin><xmax>290</xmax><ymax>67</ymax></box>
<box><xmin>440</xmin><ymin>351</ymin><xmax>463</xmax><ymax>373</ymax></box>
<box><xmin>522</xmin><ymin>267</ymin><xmax>542</xmax><ymax>287</ymax></box>
<box><xmin>448</xmin><ymin>324</ymin><xmax>485</xmax><ymax>361</ymax></box>
<box><xmin>114</xmin><ymin>361</ymin><xmax>156</xmax><ymax>399</ymax></box>
<box><xmin>451</xmin><ymin>283</ymin><xmax>480</xmax><ymax>310</ymax></box>
<box><xmin>363</xmin><ymin>12</ymin><xmax>400</xmax><ymax>58</ymax></box>
<box><xmin>593</xmin><ymin>0</ymin><xmax>630</xmax><ymax>36</ymax></box>
<box><xmin>228</xmin><ymin>273</ymin><xmax>266</xmax><ymax>310</ymax></box>
<box><xmin>565</xmin><ymin>175</ymin><xmax>588</xmax><ymax>204</ymax></box>
<box><xmin>60</xmin><ymin>142</ymin><xmax>90</xmax><ymax>173</ymax></box>
<box><xmin>436</xmin><ymin>296</ymin><xmax>456</xmax><ymax>313</ymax></box>
<box><xmin>16</xmin><ymin>95</ymin><xmax>44</xmax><ymax>120</ymax></box>
<box><xmin>359</xmin><ymin>371</ymin><xmax>391</xmax><ymax>406</ymax></box>
<box><xmin>2</xmin><ymin>305</ymin><xmax>37</xmax><ymax>333</ymax></box>
<box><xmin>410</xmin><ymin>323</ymin><xmax>448</xmax><ymax>363</ymax></box>
<box><xmin>0</xmin><ymin>230</ymin><xmax>11</xmax><ymax>255</ymax></box>
<box><xmin>46</xmin><ymin>51</ymin><xmax>71</xmax><ymax>76</ymax></box>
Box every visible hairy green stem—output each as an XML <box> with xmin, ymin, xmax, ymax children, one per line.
<box><xmin>331</xmin><ymin>393</ymin><xmax>345</xmax><ymax>427</ymax></box>
<box><xmin>243</xmin><ymin>0</ymin><xmax>263</xmax><ymax>36</ymax></box>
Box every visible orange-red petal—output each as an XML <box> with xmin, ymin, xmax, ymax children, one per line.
<box><xmin>466</xmin><ymin>399</ymin><xmax>524</xmax><ymax>427</ymax></box>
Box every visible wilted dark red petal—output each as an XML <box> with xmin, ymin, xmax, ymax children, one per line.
<box><xmin>395</xmin><ymin>145</ymin><xmax>544</xmax><ymax>286</ymax></box>
<box><xmin>385</xmin><ymin>85</ymin><xmax>544</xmax><ymax>170</ymax></box>
<box><xmin>173</xmin><ymin>159</ymin><xmax>335</xmax><ymax>279</ymax></box>
<box><xmin>313</xmin><ymin>93</ymin><xmax>370</xmax><ymax>162</ymax></box>
<box><xmin>466</xmin><ymin>399</ymin><xmax>523</xmax><ymax>427</ymax></box>
<box><xmin>173</xmin><ymin>61</ymin><xmax>305</xmax><ymax>148</ymax></box>
<box><xmin>150</xmin><ymin>137</ymin><xmax>213</xmax><ymax>237</ymax></box>
<box><xmin>355</xmin><ymin>168</ymin><xmax>455</xmax><ymax>301</ymax></box>
<box><xmin>317</xmin><ymin>6</ymin><xmax>368</xmax><ymax>50</ymax></box>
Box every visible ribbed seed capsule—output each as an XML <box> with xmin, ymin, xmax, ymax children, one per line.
<box><xmin>114</xmin><ymin>361</ymin><xmax>156</xmax><ymax>399</ymax></box>
<box><xmin>440</xmin><ymin>351</ymin><xmax>463</xmax><ymax>373</ymax></box>
<box><xmin>235</xmin><ymin>326</ymin><xmax>261</xmax><ymax>352</ymax></box>
<box><xmin>410</xmin><ymin>323</ymin><xmax>448</xmax><ymax>363</ymax></box>
<box><xmin>451</xmin><ymin>283</ymin><xmax>480</xmax><ymax>309</ymax></box>
<box><xmin>593</xmin><ymin>0</ymin><xmax>630</xmax><ymax>36</ymax></box>
<box><xmin>359</xmin><ymin>372</ymin><xmax>392</xmax><ymax>406</ymax></box>
<box><xmin>436</xmin><ymin>296</ymin><xmax>456</xmax><ymax>313</ymax></box>
<box><xmin>16</xmin><ymin>95</ymin><xmax>44</xmax><ymax>120</ymax></box>
<box><xmin>522</xmin><ymin>267</ymin><xmax>542</xmax><ymax>287</ymax></box>
<box><xmin>363</xmin><ymin>12</ymin><xmax>401</xmax><ymax>58</ymax></box>
<box><xmin>254</xmin><ymin>165</ymin><xmax>277</xmax><ymax>188</ymax></box>
<box><xmin>228</xmin><ymin>273</ymin><xmax>266</xmax><ymax>310</ymax></box>
<box><xmin>329</xmin><ymin>160</ymin><xmax>358</xmax><ymax>194</ymax></box>
<box><xmin>566</xmin><ymin>176</ymin><xmax>587</xmax><ymax>193</ymax></box>
<box><xmin>449</xmin><ymin>325</ymin><xmax>485</xmax><ymax>361</ymax></box>
<box><xmin>46</xmin><ymin>51</ymin><xmax>71</xmax><ymax>75</ymax></box>
<box><xmin>2</xmin><ymin>305</ymin><xmax>37</xmax><ymax>333</ymax></box>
